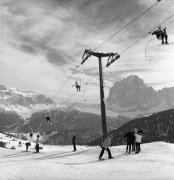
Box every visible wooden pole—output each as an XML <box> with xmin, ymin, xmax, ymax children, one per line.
<box><xmin>98</xmin><ymin>56</ymin><xmax>107</xmax><ymax>141</ymax></box>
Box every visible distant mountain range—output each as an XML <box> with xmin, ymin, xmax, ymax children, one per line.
<box><xmin>0</xmin><ymin>85</ymin><xmax>56</xmax><ymax>119</ymax></box>
<box><xmin>0</xmin><ymin>85</ymin><xmax>130</xmax><ymax>144</ymax></box>
<box><xmin>1</xmin><ymin>76</ymin><xmax>174</xmax><ymax>145</ymax></box>
<box><xmin>1</xmin><ymin>75</ymin><xmax>174</xmax><ymax>120</ymax></box>
<box><xmin>107</xmin><ymin>75</ymin><xmax>174</xmax><ymax>117</ymax></box>
<box><xmin>88</xmin><ymin>109</ymin><xmax>174</xmax><ymax>146</ymax></box>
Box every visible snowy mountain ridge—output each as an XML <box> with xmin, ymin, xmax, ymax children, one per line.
<box><xmin>0</xmin><ymin>85</ymin><xmax>56</xmax><ymax>119</ymax></box>
<box><xmin>1</xmin><ymin>75</ymin><xmax>174</xmax><ymax>120</ymax></box>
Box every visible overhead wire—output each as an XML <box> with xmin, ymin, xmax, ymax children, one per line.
<box><xmin>92</xmin><ymin>0</ymin><xmax>162</xmax><ymax>51</ymax></box>
<box><xmin>119</xmin><ymin>14</ymin><xmax>174</xmax><ymax>55</ymax></box>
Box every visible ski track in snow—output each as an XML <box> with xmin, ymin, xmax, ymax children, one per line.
<box><xmin>0</xmin><ymin>142</ymin><xmax>174</xmax><ymax>180</ymax></box>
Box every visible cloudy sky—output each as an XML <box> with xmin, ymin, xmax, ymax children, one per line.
<box><xmin>0</xmin><ymin>0</ymin><xmax>174</xmax><ymax>103</ymax></box>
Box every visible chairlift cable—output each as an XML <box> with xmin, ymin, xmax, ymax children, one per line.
<box><xmin>120</xmin><ymin>14</ymin><xmax>174</xmax><ymax>55</ymax></box>
<box><xmin>93</xmin><ymin>0</ymin><xmax>162</xmax><ymax>51</ymax></box>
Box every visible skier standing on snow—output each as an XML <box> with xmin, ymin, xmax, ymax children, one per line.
<box><xmin>123</xmin><ymin>130</ymin><xmax>134</xmax><ymax>154</ymax></box>
<box><xmin>135</xmin><ymin>130</ymin><xmax>143</xmax><ymax>153</ymax></box>
<box><xmin>132</xmin><ymin>128</ymin><xmax>137</xmax><ymax>152</ymax></box>
<box><xmin>99</xmin><ymin>134</ymin><xmax>113</xmax><ymax>160</ymax></box>
<box><xmin>35</xmin><ymin>134</ymin><xmax>40</xmax><ymax>153</ymax></box>
<box><xmin>72</xmin><ymin>134</ymin><xmax>76</xmax><ymax>151</ymax></box>
<box><xmin>25</xmin><ymin>142</ymin><xmax>31</xmax><ymax>152</ymax></box>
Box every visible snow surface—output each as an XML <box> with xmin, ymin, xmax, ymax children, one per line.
<box><xmin>0</xmin><ymin>133</ymin><xmax>174</xmax><ymax>180</ymax></box>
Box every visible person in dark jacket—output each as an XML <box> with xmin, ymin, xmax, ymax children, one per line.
<box><xmin>25</xmin><ymin>142</ymin><xmax>31</xmax><ymax>152</ymax></box>
<box><xmin>45</xmin><ymin>116</ymin><xmax>51</xmax><ymax>124</ymax></box>
<box><xmin>151</xmin><ymin>27</ymin><xmax>168</xmax><ymax>44</ymax></box>
<box><xmin>29</xmin><ymin>133</ymin><xmax>33</xmax><ymax>138</ymax></box>
<box><xmin>35</xmin><ymin>135</ymin><xmax>40</xmax><ymax>153</ymax></box>
<box><xmin>123</xmin><ymin>130</ymin><xmax>135</xmax><ymax>154</ymax></box>
<box><xmin>75</xmin><ymin>81</ymin><xmax>81</xmax><ymax>92</ymax></box>
<box><xmin>72</xmin><ymin>134</ymin><xmax>76</xmax><ymax>151</ymax></box>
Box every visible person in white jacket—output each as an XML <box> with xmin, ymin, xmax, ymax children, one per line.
<box><xmin>99</xmin><ymin>134</ymin><xmax>113</xmax><ymax>160</ymax></box>
<box><xmin>135</xmin><ymin>130</ymin><xmax>143</xmax><ymax>153</ymax></box>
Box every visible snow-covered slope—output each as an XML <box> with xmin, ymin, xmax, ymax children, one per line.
<box><xmin>0</xmin><ymin>138</ymin><xmax>174</xmax><ymax>180</ymax></box>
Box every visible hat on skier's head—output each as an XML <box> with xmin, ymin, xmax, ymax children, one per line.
<box><xmin>138</xmin><ymin>130</ymin><xmax>143</xmax><ymax>134</ymax></box>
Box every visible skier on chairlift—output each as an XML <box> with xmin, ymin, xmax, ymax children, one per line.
<box><xmin>151</xmin><ymin>26</ymin><xmax>168</xmax><ymax>44</ymax></box>
<box><xmin>45</xmin><ymin>116</ymin><xmax>51</xmax><ymax>124</ymax></box>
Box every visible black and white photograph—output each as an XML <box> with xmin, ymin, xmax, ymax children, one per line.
<box><xmin>0</xmin><ymin>0</ymin><xmax>174</xmax><ymax>179</ymax></box>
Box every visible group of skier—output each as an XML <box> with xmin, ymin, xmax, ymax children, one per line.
<box><xmin>98</xmin><ymin>128</ymin><xmax>143</xmax><ymax>160</ymax></box>
<box><xmin>24</xmin><ymin>127</ymin><xmax>143</xmax><ymax>159</ymax></box>
<box><xmin>25</xmin><ymin>134</ymin><xmax>40</xmax><ymax>153</ymax></box>
<box><xmin>123</xmin><ymin>128</ymin><xmax>143</xmax><ymax>154</ymax></box>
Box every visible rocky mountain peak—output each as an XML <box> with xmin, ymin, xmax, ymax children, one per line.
<box><xmin>107</xmin><ymin>75</ymin><xmax>174</xmax><ymax>117</ymax></box>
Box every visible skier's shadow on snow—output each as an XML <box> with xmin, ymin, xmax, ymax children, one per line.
<box><xmin>33</xmin><ymin>151</ymin><xmax>71</xmax><ymax>160</ymax></box>
<box><xmin>54</xmin><ymin>154</ymin><xmax>126</xmax><ymax>166</ymax></box>
<box><xmin>34</xmin><ymin>149</ymin><xmax>95</xmax><ymax>160</ymax></box>
<box><xmin>55</xmin><ymin>160</ymin><xmax>100</xmax><ymax>165</ymax></box>
<box><xmin>0</xmin><ymin>151</ymin><xmax>32</xmax><ymax>159</ymax></box>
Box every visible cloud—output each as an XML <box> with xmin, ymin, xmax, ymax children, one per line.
<box><xmin>46</xmin><ymin>49</ymin><xmax>68</xmax><ymax>66</ymax></box>
<box><xmin>18</xmin><ymin>44</ymin><xmax>38</xmax><ymax>54</ymax></box>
